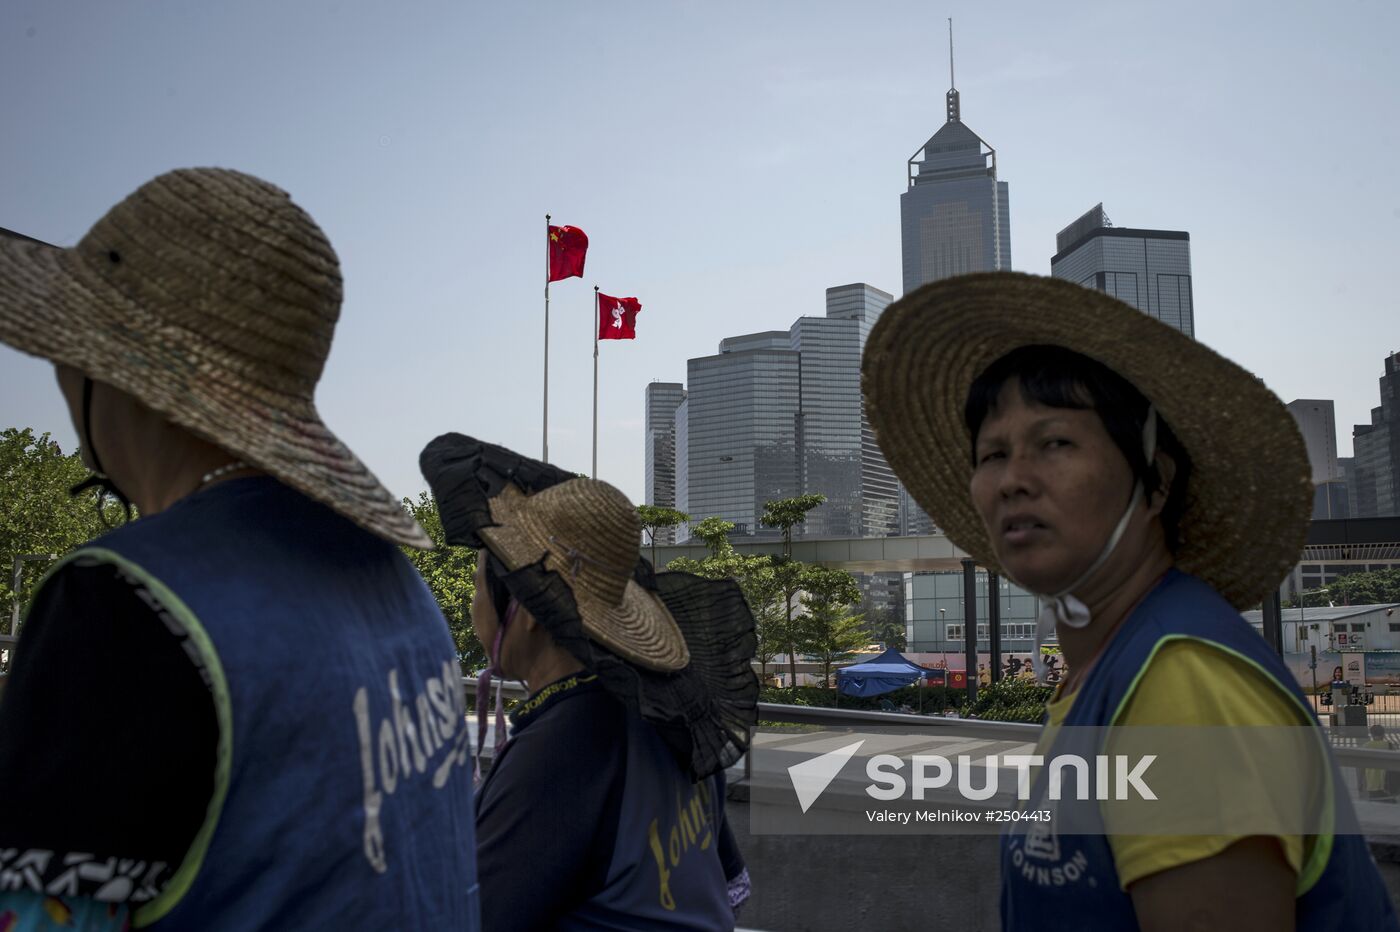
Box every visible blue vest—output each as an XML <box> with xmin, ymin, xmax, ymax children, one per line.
<box><xmin>1000</xmin><ymin>570</ymin><xmax>1397</xmax><ymax>931</ymax></box>
<box><xmin>59</xmin><ymin>478</ymin><xmax>480</xmax><ymax>930</ymax></box>
<box><xmin>562</xmin><ymin>714</ymin><xmax>733</xmax><ymax>931</ymax></box>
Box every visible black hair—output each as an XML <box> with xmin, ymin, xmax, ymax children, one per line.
<box><xmin>964</xmin><ymin>345</ymin><xmax>1193</xmax><ymax>553</ymax></box>
<box><xmin>481</xmin><ymin>551</ymin><xmax>516</xmax><ymax>626</ymax></box>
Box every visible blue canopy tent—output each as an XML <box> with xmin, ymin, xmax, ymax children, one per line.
<box><xmin>835</xmin><ymin>648</ymin><xmax>936</xmax><ymax>699</ymax></box>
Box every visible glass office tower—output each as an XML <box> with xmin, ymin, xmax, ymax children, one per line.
<box><xmin>899</xmin><ymin>83</ymin><xmax>1011</xmax><ymax>296</ymax></box>
<box><xmin>1050</xmin><ymin>203</ymin><xmax>1195</xmax><ymax>338</ymax></box>
<box><xmin>679</xmin><ymin>333</ymin><xmax>801</xmax><ymax>539</ymax></box>
<box><xmin>644</xmin><ymin>382</ymin><xmax>687</xmax><ymax>543</ymax></box>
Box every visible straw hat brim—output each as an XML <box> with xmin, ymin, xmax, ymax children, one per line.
<box><xmin>0</xmin><ymin>236</ymin><xmax>430</xmax><ymax>550</ymax></box>
<box><xmin>862</xmin><ymin>272</ymin><xmax>1312</xmax><ymax>610</ymax></box>
<box><xmin>482</xmin><ymin>483</ymin><xmax>691</xmax><ymax>672</ymax></box>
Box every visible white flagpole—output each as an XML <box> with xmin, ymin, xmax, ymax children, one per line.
<box><xmin>592</xmin><ymin>285</ymin><xmax>600</xmax><ymax>479</ymax></box>
<box><xmin>543</xmin><ymin>214</ymin><xmax>551</xmax><ymax>461</ymax></box>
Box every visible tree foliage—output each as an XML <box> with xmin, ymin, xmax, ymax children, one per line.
<box><xmin>636</xmin><ymin>504</ymin><xmax>689</xmax><ymax>567</ymax></box>
<box><xmin>400</xmin><ymin>492</ymin><xmax>485</xmax><ymax>671</ymax></box>
<box><xmin>864</xmin><ymin>607</ymin><xmax>908</xmax><ymax>651</ymax></box>
<box><xmin>668</xmin><ymin>505</ymin><xmax>866</xmax><ymax>688</ymax></box>
<box><xmin>760</xmin><ymin>493</ymin><xmax>826</xmax><ymax>559</ymax></box>
<box><xmin>967</xmin><ymin>677</ymin><xmax>1053</xmax><ymax>723</ymax></box>
<box><xmin>1</xmin><ymin>428</ymin><xmax>127</xmax><ymax>625</ymax></box>
<box><xmin>795</xmin><ymin>565</ymin><xmax>867</xmax><ymax>687</ymax></box>
<box><xmin>692</xmin><ymin>516</ymin><xmax>737</xmax><ymax>557</ymax></box>
<box><xmin>1293</xmin><ymin>569</ymin><xmax>1400</xmax><ymax>608</ymax></box>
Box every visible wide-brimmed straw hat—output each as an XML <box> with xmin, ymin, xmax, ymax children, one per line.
<box><xmin>484</xmin><ymin>480</ymin><xmax>691</xmax><ymax>671</ymax></box>
<box><xmin>862</xmin><ymin>272</ymin><xmax>1312</xmax><ymax>609</ymax></box>
<box><xmin>420</xmin><ymin>433</ymin><xmax>759</xmax><ymax>780</ymax></box>
<box><xmin>0</xmin><ymin>168</ymin><xmax>429</xmax><ymax>549</ymax></box>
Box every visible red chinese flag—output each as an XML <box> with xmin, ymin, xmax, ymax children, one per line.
<box><xmin>548</xmin><ymin>225</ymin><xmax>588</xmax><ymax>282</ymax></box>
<box><xmin>598</xmin><ymin>293</ymin><xmax>641</xmax><ymax>340</ymax></box>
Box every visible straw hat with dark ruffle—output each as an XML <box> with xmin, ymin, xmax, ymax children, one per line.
<box><xmin>420</xmin><ymin>433</ymin><xmax>759</xmax><ymax>780</ymax></box>
<box><xmin>0</xmin><ymin>168</ymin><xmax>429</xmax><ymax>548</ymax></box>
<box><xmin>862</xmin><ymin>271</ymin><xmax>1312</xmax><ymax>610</ymax></box>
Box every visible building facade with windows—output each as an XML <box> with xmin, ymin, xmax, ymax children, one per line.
<box><xmin>675</xmin><ymin>333</ymin><xmax>801</xmax><ymax>541</ymax></box>
<box><xmin>644</xmin><ymin>382</ymin><xmax>687</xmax><ymax>542</ymax></box>
<box><xmin>1287</xmin><ymin>398</ymin><xmax>1350</xmax><ymax>519</ymax></box>
<box><xmin>1352</xmin><ymin>352</ymin><xmax>1400</xmax><ymax>518</ymax></box>
<box><xmin>665</xmin><ymin>284</ymin><xmax>902</xmax><ymax>544</ymax></box>
<box><xmin>904</xmin><ymin>570</ymin><xmax>1039</xmax><ymax>655</ymax></box>
<box><xmin>1050</xmin><ymin>203</ymin><xmax>1195</xmax><ymax>338</ymax></box>
<box><xmin>899</xmin><ymin>83</ymin><xmax>1011</xmax><ymax>296</ymax></box>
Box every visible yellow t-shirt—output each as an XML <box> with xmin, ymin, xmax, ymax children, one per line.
<box><xmin>1042</xmin><ymin>639</ymin><xmax>1311</xmax><ymax>890</ymax></box>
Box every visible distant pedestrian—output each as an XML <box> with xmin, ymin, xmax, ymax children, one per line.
<box><xmin>1364</xmin><ymin>724</ymin><xmax>1398</xmax><ymax>801</ymax></box>
<box><xmin>421</xmin><ymin>435</ymin><xmax>758</xmax><ymax>930</ymax></box>
<box><xmin>0</xmin><ymin>169</ymin><xmax>479</xmax><ymax>929</ymax></box>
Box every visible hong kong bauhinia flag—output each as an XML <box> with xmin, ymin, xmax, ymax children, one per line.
<box><xmin>548</xmin><ymin>225</ymin><xmax>588</xmax><ymax>282</ymax></box>
<box><xmin>597</xmin><ymin>293</ymin><xmax>641</xmax><ymax>340</ymax></box>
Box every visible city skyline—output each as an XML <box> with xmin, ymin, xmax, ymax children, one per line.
<box><xmin>2</xmin><ymin>2</ymin><xmax>1397</xmax><ymax>508</ymax></box>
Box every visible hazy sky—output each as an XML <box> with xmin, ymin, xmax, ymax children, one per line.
<box><xmin>3</xmin><ymin>0</ymin><xmax>1397</xmax><ymax>506</ymax></box>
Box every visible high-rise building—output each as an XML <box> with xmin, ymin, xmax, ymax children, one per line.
<box><xmin>895</xmin><ymin>40</ymin><xmax>1009</xmax><ymax>533</ymax></box>
<box><xmin>677</xmin><ymin>332</ymin><xmax>801</xmax><ymax>539</ymax></box>
<box><xmin>1287</xmin><ymin>399</ymin><xmax>1340</xmax><ymax>483</ymax></box>
<box><xmin>1352</xmin><ymin>352</ymin><xmax>1400</xmax><ymax>518</ymax></box>
<box><xmin>1286</xmin><ymin>398</ymin><xmax>1349</xmax><ymax>519</ymax></box>
<box><xmin>1050</xmin><ymin>204</ymin><xmax>1195</xmax><ymax>337</ymax></box>
<box><xmin>644</xmin><ymin>382</ymin><xmax>686</xmax><ymax>543</ymax></box>
<box><xmin>663</xmin><ymin>284</ymin><xmax>900</xmax><ymax>544</ymax></box>
<box><xmin>673</xmin><ymin>397</ymin><xmax>689</xmax><ymax>538</ymax></box>
<box><xmin>789</xmin><ymin>284</ymin><xmax>899</xmax><ymax>538</ymax></box>
<box><xmin>899</xmin><ymin>72</ymin><xmax>1011</xmax><ymax>296</ymax></box>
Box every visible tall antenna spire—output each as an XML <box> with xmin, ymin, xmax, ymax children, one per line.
<box><xmin>945</xmin><ymin>18</ymin><xmax>960</xmax><ymax>123</ymax></box>
<box><xmin>948</xmin><ymin>18</ymin><xmax>955</xmax><ymax>89</ymax></box>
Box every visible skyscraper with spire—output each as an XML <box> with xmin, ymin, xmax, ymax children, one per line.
<box><xmin>900</xmin><ymin>23</ymin><xmax>1011</xmax><ymax>296</ymax></box>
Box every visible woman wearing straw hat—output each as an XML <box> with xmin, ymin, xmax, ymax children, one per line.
<box><xmin>863</xmin><ymin>272</ymin><xmax>1397</xmax><ymax>931</ymax></box>
<box><xmin>0</xmin><ymin>170</ymin><xmax>479</xmax><ymax>929</ymax></box>
<box><xmin>420</xmin><ymin>434</ymin><xmax>757</xmax><ymax>931</ymax></box>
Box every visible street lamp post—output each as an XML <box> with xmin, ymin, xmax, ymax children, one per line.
<box><xmin>9</xmin><ymin>553</ymin><xmax>57</xmax><ymax>639</ymax></box>
<box><xmin>5</xmin><ymin>554</ymin><xmax>57</xmax><ymax>672</ymax></box>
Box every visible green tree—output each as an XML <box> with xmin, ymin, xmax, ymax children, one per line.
<box><xmin>400</xmin><ymin>492</ymin><xmax>485</xmax><ymax>671</ymax></box>
<box><xmin>760</xmin><ymin>493</ymin><xmax>827</xmax><ymax>560</ymax></box>
<box><xmin>636</xmin><ymin>504</ymin><xmax>689</xmax><ymax>569</ymax></box>
<box><xmin>692</xmin><ymin>516</ymin><xmax>737</xmax><ymax>557</ymax></box>
<box><xmin>1</xmin><ymin>428</ymin><xmax>127</xmax><ymax>627</ymax></box>
<box><xmin>795</xmin><ymin>565</ymin><xmax>866</xmax><ymax>687</ymax></box>
<box><xmin>865</xmin><ymin>607</ymin><xmax>908</xmax><ymax>651</ymax></box>
<box><xmin>1329</xmin><ymin>569</ymin><xmax>1400</xmax><ymax>606</ymax></box>
<box><xmin>760</xmin><ymin>494</ymin><xmax>827</xmax><ymax>684</ymax></box>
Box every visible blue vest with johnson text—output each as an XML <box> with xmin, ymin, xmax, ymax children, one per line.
<box><xmin>1000</xmin><ymin>569</ymin><xmax>1397</xmax><ymax>932</ymax></box>
<box><xmin>561</xmin><ymin>714</ymin><xmax>733</xmax><ymax>931</ymax></box>
<box><xmin>76</xmin><ymin>477</ymin><xmax>480</xmax><ymax>930</ymax></box>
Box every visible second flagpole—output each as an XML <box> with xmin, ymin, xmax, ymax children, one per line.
<box><xmin>543</xmin><ymin>213</ymin><xmax>551</xmax><ymax>461</ymax></box>
<box><xmin>592</xmin><ymin>285</ymin><xmax>599</xmax><ymax>479</ymax></box>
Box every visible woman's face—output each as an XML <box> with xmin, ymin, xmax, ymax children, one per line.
<box><xmin>969</xmin><ymin>379</ymin><xmax>1139</xmax><ymax>595</ymax></box>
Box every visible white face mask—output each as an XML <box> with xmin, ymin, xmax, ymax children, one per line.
<box><xmin>1022</xmin><ymin>406</ymin><xmax>1158</xmax><ymax>681</ymax></box>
